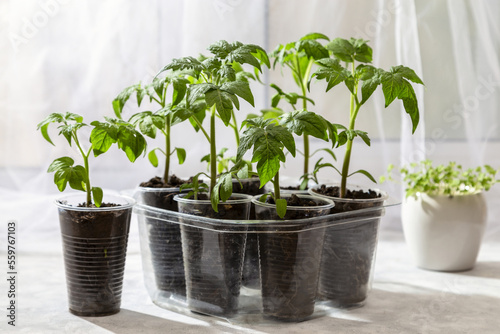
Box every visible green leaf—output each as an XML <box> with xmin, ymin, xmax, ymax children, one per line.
<box><xmin>129</xmin><ymin>111</ymin><xmax>160</xmax><ymax>139</ymax></box>
<box><xmin>187</xmin><ymin>83</ymin><xmax>217</xmax><ymax>106</ymax></box>
<box><xmin>392</xmin><ymin>65</ymin><xmax>424</xmax><ymax>85</ymax></box>
<box><xmin>217</xmin><ymin>65</ymin><xmax>236</xmax><ymax>81</ymax></box>
<box><xmin>148</xmin><ymin>149</ymin><xmax>159</xmax><ymax>167</ymax></box>
<box><xmin>354</xmin><ymin>130</ymin><xmax>371</xmax><ymax>146</ymax></box>
<box><xmin>91</xmin><ymin>187</ymin><xmax>103</xmax><ymax>207</ymax></box>
<box><xmin>116</xmin><ymin>125</ymin><xmax>147</xmax><ymax>162</ymax></box>
<box><xmin>176</xmin><ymin>147</ymin><xmax>186</xmax><ymax>165</ymax></box>
<box><xmin>279</xmin><ymin>110</ymin><xmax>328</xmax><ymax>140</ymax></box>
<box><xmin>219</xmin><ymin>172</ymin><xmax>233</xmax><ymax>202</ymax></box>
<box><xmin>402</xmin><ymin>97</ymin><xmax>420</xmax><ymax>134</ymax></box>
<box><xmin>172</xmin><ymin>77</ymin><xmax>190</xmax><ymax>105</ymax></box>
<box><xmin>221</xmin><ymin>81</ymin><xmax>255</xmax><ymax>107</ymax></box>
<box><xmin>37</xmin><ymin>112</ymin><xmax>84</xmax><ymax>146</ymax></box>
<box><xmin>300</xmin><ymin>32</ymin><xmax>329</xmax><ymax>41</ymax></box>
<box><xmin>160</xmin><ymin>56</ymin><xmax>204</xmax><ymax>73</ymax></box>
<box><xmin>276</xmin><ymin>198</ymin><xmax>287</xmax><ymax>219</ymax></box>
<box><xmin>297</xmin><ymin>39</ymin><xmax>329</xmax><ymax>60</ymax></box>
<box><xmin>348</xmin><ymin>169</ymin><xmax>377</xmax><ymax>183</ymax></box>
<box><xmin>205</xmin><ymin>88</ymin><xmax>234</xmax><ymax>125</ymax></box>
<box><xmin>48</xmin><ymin>157</ymin><xmax>86</xmax><ymax>192</ymax></box>
<box><xmin>112</xmin><ymin>85</ymin><xmax>138</xmax><ymax>117</ymax></box>
<box><xmin>381</xmin><ymin>70</ymin><xmax>406</xmax><ymax>107</ymax></box>
<box><xmin>326</xmin><ymin>38</ymin><xmax>356</xmax><ymax>62</ymax></box>
<box><xmin>90</xmin><ymin>121</ymin><xmax>118</xmax><ymax>157</ymax></box>
<box><xmin>312</xmin><ymin>58</ymin><xmax>349</xmax><ymax>92</ymax></box>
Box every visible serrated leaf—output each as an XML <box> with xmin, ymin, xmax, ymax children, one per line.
<box><xmin>217</xmin><ymin>65</ymin><xmax>236</xmax><ymax>82</ymax></box>
<box><xmin>313</xmin><ymin>58</ymin><xmax>349</xmax><ymax>91</ymax></box>
<box><xmin>219</xmin><ymin>172</ymin><xmax>233</xmax><ymax>202</ymax></box>
<box><xmin>326</xmin><ymin>38</ymin><xmax>355</xmax><ymax>62</ymax></box>
<box><xmin>392</xmin><ymin>65</ymin><xmax>424</xmax><ymax>85</ymax></box>
<box><xmin>221</xmin><ymin>81</ymin><xmax>254</xmax><ymax>107</ymax></box>
<box><xmin>91</xmin><ymin>187</ymin><xmax>103</xmax><ymax>207</ymax></box>
<box><xmin>116</xmin><ymin>125</ymin><xmax>147</xmax><ymax>162</ymax></box>
<box><xmin>205</xmin><ymin>88</ymin><xmax>234</xmax><ymax>125</ymax></box>
<box><xmin>354</xmin><ymin>130</ymin><xmax>371</xmax><ymax>146</ymax></box>
<box><xmin>361</xmin><ymin>76</ymin><xmax>381</xmax><ymax>104</ymax></box>
<box><xmin>297</xmin><ymin>39</ymin><xmax>329</xmax><ymax>60</ymax></box>
<box><xmin>402</xmin><ymin>97</ymin><xmax>420</xmax><ymax>133</ymax></box>
<box><xmin>187</xmin><ymin>83</ymin><xmax>217</xmax><ymax>106</ymax></box>
<box><xmin>90</xmin><ymin>122</ymin><xmax>118</xmax><ymax>157</ymax></box>
<box><xmin>172</xmin><ymin>77</ymin><xmax>189</xmax><ymax>105</ymax></box>
<box><xmin>176</xmin><ymin>147</ymin><xmax>186</xmax><ymax>164</ymax></box>
<box><xmin>112</xmin><ymin>85</ymin><xmax>138</xmax><ymax>117</ymax></box>
<box><xmin>256</xmin><ymin>155</ymin><xmax>281</xmax><ymax>186</ymax></box>
<box><xmin>279</xmin><ymin>110</ymin><xmax>328</xmax><ymax>140</ymax></box>
<box><xmin>48</xmin><ymin>157</ymin><xmax>86</xmax><ymax>192</ymax></box>
<box><xmin>160</xmin><ymin>56</ymin><xmax>204</xmax><ymax>73</ymax></box>
<box><xmin>276</xmin><ymin>198</ymin><xmax>287</xmax><ymax>219</ymax></box>
<box><xmin>129</xmin><ymin>111</ymin><xmax>158</xmax><ymax>139</ymax></box>
<box><xmin>381</xmin><ymin>70</ymin><xmax>405</xmax><ymax>107</ymax></box>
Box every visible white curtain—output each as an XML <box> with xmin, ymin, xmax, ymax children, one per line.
<box><xmin>1</xmin><ymin>0</ymin><xmax>499</xmax><ymax>252</ymax></box>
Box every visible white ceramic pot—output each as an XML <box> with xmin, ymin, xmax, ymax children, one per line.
<box><xmin>402</xmin><ymin>192</ymin><xmax>487</xmax><ymax>272</ymax></box>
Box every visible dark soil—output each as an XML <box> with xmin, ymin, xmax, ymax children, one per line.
<box><xmin>140</xmin><ymin>174</ymin><xmax>190</xmax><ymax>188</ymax></box>
<box><xmin>58</xmin><ymin>205</ymin><xmax>132</xmax><ymax>316</ymax></box>
<box><xmin>137</xmin><ymin>175</ymin><xmax>192</xmax><ymax>211</ymax></box>
<box><xmin>311</xmin><ymin>184</ymin><xmax>384</xmax><ymax>307</ymax></box>
<box><xmin>312</xmin><ymin>185</ymin><xmax>381</xmax><ymax>214</ymax></box>
<box><xmin>265</xmin><ymin>193</ymin><xmax>319</xmax><ymax>207</ymax></box>
<box><xmin>233</xmin><ymin>176</ymin><xmax>265</xmax><ymax>196</ymax></box>
<box><xmin>312</xmin><ymin>185</ymin><xmax>380</xmax><ymax>200</ymax></box>
<box><xmin>254</xmin><ymin>199</ymin><xmax>328</xmax><ymax>321</ymax></box>
<box><xmin>137</xmin><ymin>175</ymin><xmax>189</xmax><ymax>296</ymax></box>
<box><xmin>177</xmin><ymin>196</ymin><xmax>249</xmax><ymax>316</ymax></box>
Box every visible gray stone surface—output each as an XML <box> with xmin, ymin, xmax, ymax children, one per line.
<box><xmin>2</xmin><ymin>229</ymin><xmax>499</xmax><ymax>333</ymax></box>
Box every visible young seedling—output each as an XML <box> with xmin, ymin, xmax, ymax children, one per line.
<box><xmin>113</xmin><ymin>71</ymin><xmax>193</xmax><ymax>185</ymax></box>
<box><xmin>156</xmin><ymin>40</ymin><xmax>270</xmax><ymax>210</ymax></box>
<box><xmin>311</xmin><ymin>37</ymin><xmax>424</xmax><ymax>198</ymax></box>
<box><xmin>237</xmin><ymin>117</ymin><xmax>296</xmax><ymax>218</ymax></box>
<box><xmin>37</xmin><ymin>112</ymin><xmax>146</xmax><ymax>207</ymax></box>
<box><xmin>381</xmin><ymin>160</ymin><xmax>500</xmax><ymax>198</ymax></box>
<box><xmin>267</xmin><ymin>32</ymin><xmax>330</xmax><ymax>188</ymax></box>
<box><xmin>237</xmin><ymin>109</ymin><xmax>331</xmax><ymax>217</ymax></box>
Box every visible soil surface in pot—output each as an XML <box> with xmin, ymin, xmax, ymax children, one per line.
<box><xmin>265</xmin><ymin>193</ymin><xmax>319</xmax><ymax>207</ymax></box>
<box><xmin>139</xmin><ymin>174</ymin><xmax>190</xmax><ymax>188</ymax></box>
<box><xmin>312</xmin><ymin>185</ymin><xmax>381</xmax><ymax>214</ymax></box>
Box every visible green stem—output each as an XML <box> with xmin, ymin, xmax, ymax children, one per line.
<box><xmin>209</xmin><ymin>105</ymin><xmax>217</xmax><ymax>196</ymax></box>
<box><xmin>73</xmin><ymin>131</ymin><xmax>92</xmax><ymax>206</ymax></box>
<box><xmin>273</xmin><ymin>171</ymin><xmax>281</xmax><ymax>200</ymax></box>
<box><xmin>340</xmin><ymin>60</ymin><xmax>360</xmax><ymax>198</ymax></box>
<box><xmin>231</xmin><ymin>110</ymin><xmax>240</xmax><ymax>147</ymax></box>
<box><xmin>298</xmin><ymin>58</ymin><xmax>314</xmax><ymax>178</ymax></box>
<box><xmin>164</xmin><ymin>116</ymin><xmax>171</xmax><ymax>183</ymax></box>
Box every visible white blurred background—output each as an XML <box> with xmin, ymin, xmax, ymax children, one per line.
<box><xmin>1</xmin><ymin>0</ymin><xmax>499</xmax><ymax>252</ymax></box>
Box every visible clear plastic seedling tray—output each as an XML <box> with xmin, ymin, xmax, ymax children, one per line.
<box><xmin>133</xmin><ymin>196</ymin><xmax>398</xmax><ymax>324</ymax></box>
